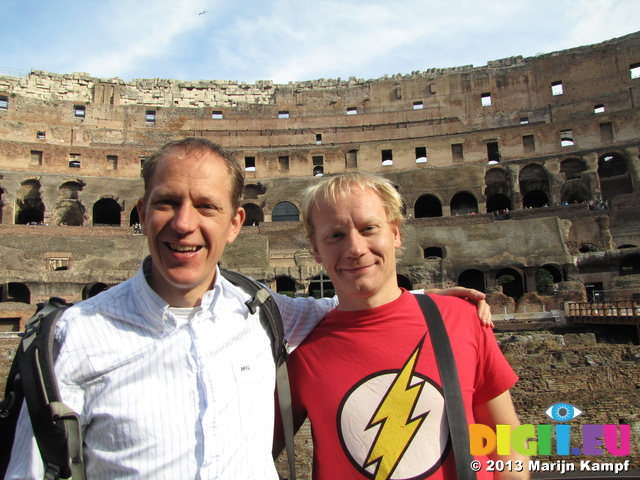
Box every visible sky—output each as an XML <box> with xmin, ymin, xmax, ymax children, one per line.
<box><xmin>1</xmin><ymin>0</ymin><xmax>639</xmax><ymax>84</ymax></box>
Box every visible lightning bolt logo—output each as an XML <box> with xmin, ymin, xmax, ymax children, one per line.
<box><xmin>363</xmin><ymin>338</ymin><xmax>429</xmax><ymax>480</ymax></box>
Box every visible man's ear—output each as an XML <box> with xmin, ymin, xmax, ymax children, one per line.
<box><xmin>311</xmin><ymin>241</ymin><xmax>323</xmax><ymax>265</ymax></box>
<box><xmin>392</xmin><ymin>221</ymin><xmax>402</xmax><ymax>249</ymax></box>
<box><xmin>136</xmin><ymin>198</ymin><xmax>146</xmax><ymax>235</ymax></box>
<box><xmin>226</xmin><ymin>207</ymin><xmax>245</xmax><ymax>244</ymax></box>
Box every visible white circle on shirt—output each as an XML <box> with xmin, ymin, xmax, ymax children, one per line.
<box><xmin>337</xmin><ymin>370</ymin><xmax>449</xmax><ymax>479</ymax></box>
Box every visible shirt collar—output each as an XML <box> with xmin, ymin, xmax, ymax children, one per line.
<box><xmin>131</xmin><ymin>257</ymin><xmax>249</xmax><ymax>331</ymax></box>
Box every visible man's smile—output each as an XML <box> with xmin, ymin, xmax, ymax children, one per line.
<box><xmin>165</xmin><ymin>242</ymin><xmax>203</xmax><ymax>253</ymax></box>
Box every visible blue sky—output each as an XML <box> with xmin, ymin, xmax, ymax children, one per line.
<box><xmin>1</xmin><ymin>0</ymin><xmax>639</xmax><ymax>83</ymax></box>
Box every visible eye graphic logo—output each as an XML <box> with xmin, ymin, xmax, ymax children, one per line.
<box><xmin>545</xmin><ymin>403</ymin><xmax>583</xmax><ymax>422</ymax></box>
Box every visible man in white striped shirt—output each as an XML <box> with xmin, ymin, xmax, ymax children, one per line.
<box><xmin>5</xmin><ymin>138</ymin><xmax>489</xmax><ymax>480</ymax></box>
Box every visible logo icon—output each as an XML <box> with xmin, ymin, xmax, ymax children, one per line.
<box><xmin>545</xmin><ymin>403</ymin><xmax>583</xmax><ymax>422</ymax></box>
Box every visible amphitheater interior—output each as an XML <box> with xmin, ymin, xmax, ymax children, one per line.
<box><xmin>1</xmin><ymin>31</ymin><xmax>640</xmax><ymax>474</ymax></box>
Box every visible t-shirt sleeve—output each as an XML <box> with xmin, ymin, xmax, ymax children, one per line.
<box><xmin>268</xmin><ymin>288</ymin><xmax>338</xmax><ymax>349</ymax></box>
<box><xmin>472</xmin><ymin>322</ymin><xmax>519</xmax><ymax>405</ymax></box>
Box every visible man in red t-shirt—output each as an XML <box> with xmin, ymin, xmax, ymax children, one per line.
<box><xmin>276</xmin><ymin>173</ymin><xmax>529</xmax><ymax>480</ymax></box>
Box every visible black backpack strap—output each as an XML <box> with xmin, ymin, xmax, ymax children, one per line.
<box><xmin>415</xmin><ymin>294</ymin><xmax>477</xmax><ymax>480</ymax></box>
<box><xmin>219</xmin><ymin>269</ymin><xmax>296</xmax><ymax>480</ymax></box>
<box><xmin>220</xmin><ymin>269</ymin><xmax>288</xmax><ymax>364</ymax></box>
<box><xmin>19</xmin><ymin>298</ymin><xmax>85</xmax><ymax>480</ymax></box>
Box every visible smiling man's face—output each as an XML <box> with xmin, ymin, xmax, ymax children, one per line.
<box><xmin>137</xmin><ymin>149</ymin><xmax>244</xmax><ymax>307</ymax></box>
<box><xmin>310</xmin><ymin>186</ymin><xmax>402</xmax><ymax>312</ymax></box>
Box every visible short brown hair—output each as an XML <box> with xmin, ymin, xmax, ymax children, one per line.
<box><xmin>302</xmin><ymin>173</ymin><xmax>404</xmax><ymax>241</ymax></box>
<box><xmin>142</xmin><ymin>138</ymin><xmax>244</xmax><ymax>209</ymax></box>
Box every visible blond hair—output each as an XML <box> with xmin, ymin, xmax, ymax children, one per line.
<box><xmin>301</xmin><ymin>173</ymin><xmax>404</xmax><ymax>241</ymax></box>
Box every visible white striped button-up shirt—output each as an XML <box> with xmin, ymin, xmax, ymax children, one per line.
<box><xmin>5</xmin><ymin>258</ymin><xmax>335</xmax><ymax>480</ymax></box>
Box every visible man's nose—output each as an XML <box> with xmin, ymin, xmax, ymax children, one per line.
<box><xmin>172</xmin><ymin>204</ymin><xmax>197</xmax><ymax>232</ymax></box>
<box><xmin>345</xmin><ymin>231</ymin><xmax>366</xmax><ymax>257</ymax></box>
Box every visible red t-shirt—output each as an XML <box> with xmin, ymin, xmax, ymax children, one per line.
<box><xmin>285</xmin><ymin>291</ymin><xmax>518</xmax><ymax>480</ymax></box>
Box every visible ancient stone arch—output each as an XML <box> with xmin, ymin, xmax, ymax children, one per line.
<box><xmin>519</xmin><ymin>163</ymin><xmax>550</xmax><ymax>208</ymax></box>
<box><xmin>52</xmin><ymin>180</ymin><xmax>85</xmax><ymax>226</ymax></box>
<box><xmin>242</xmin><ymin>203</ymin><xmax>264</xmax><ymax>226</ymax></box>
<box><xmin>272</xmin><ymin>201</ymin><xmax>299</xmax><ymax>222</ymax></box>
<box><xmin>83</xmin><ymin>282</ymin><xmax>109</xmax><ymax>299</ymax></box>
<box><xmin>397</xmin><ymin>274</ymin><xmax>412</xmax><ymax>290</ymax></box>
<box><xmin>16</xmin><ymin>179</ymin><xmax>45</xmax><ymax>224</ymax></box>
<box><xmin>275</xmin><ymin>276</ymin><xmax>296</xmax><ymax>296</ymax></box>
<box><xmin>495</xmin><ymin>267</ymin><xmax>525</xmax><ymax>300</ymax></box>
<box><xmin>93</xmin><ymin>198</ymin><xmax>122</xmax><ymax>226</ymax></box>
<box><xmin>308</xmin><ymin>274</ymin><xmax>334</xmax><ymax>298</ymax></box>
<box><xmin>414</xmin><ymin>194</ymin><xmax>442</xmax><ymax>218</ymax></box>
<box><xmin>423</xmin><ymin>246</ymin><xmax>445</xmax><ymax>260</ymax></box>
<box><xmin>598</xmin><ymin>152</ymin><xmax>633</xmax><ymax>203</ymax></box>
<box><xmin>7</xmin><ymin>282</ymin><xmax>30</xmax><ymax>303</ymax></box>
<box><xmin>450</xmin><ymin>191</ymin><xmax>479</xmax><ymax>216</ymax></box>
<box><xmin>484</xmin><ymin>167</ymin><xmax>513</xmax><ymax>213</ymax></box>
<box><xmin>458</xmin><ymin>269</ymin><xmax>485</xmax><ymax>293</ymax></box>
<box><xmin>560</xmin><ymin>179</ymin><xmax>592</xmax><ymax>205</ymax></box>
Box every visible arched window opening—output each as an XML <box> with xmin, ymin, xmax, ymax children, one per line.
<box><xmin>52</xmin><ymin>181</ymin><xmax>85</xmax><ymax>226</ymax></box>
<box><xmin>272</xmin><ymin>202</ymin><xmax>299</xmax><ymax>222</ymax></box>
<box><xmin>397</xmin><ymin>275</ymin><xmax>413</xmax><ymax>290</ymax></box>
<box><xmin>243</xmin><ymin>203</ymin><xmax>264</xmax><ymax>226</ymax></box>
<box><xmin>598</xmin><ymin>153</ymin><xmax>632</xmax><ymax>203</ymax></box>
<box><xmin>620</xmin><ymin>255</ymin><xmax>640</xmax><ymax>276</ymax></box>
<box><xmin>414</xmin><ymin>194</ymin><xmax>442</xmax><ymax>218</ymax></box>
<box><xmin>519</xmin><ymin>164</ymin><xmax>550</xmax><ymax>208</ymax></box>
<box><xmin>496</xmin><ymin>268</ymin><xmax>524</xmax><ymax>300</ymax></box>
<box><xmin>313</xmin><ymin>166</ymin><xmax>324</xmax><ymax>176</ymax></box>
<box><xmin>598</xmin><ymin>153</ymin><xmax>628</xmax><ymax>178</ymax></box>
<box><xmin>16</xmin><ymin>207</ymin><xmax>44</xmax><ymax>225</ymax></box>
<box><xmin>450</xmin><ymin>192</ymin><xmax>479</xmax><ymax>216</ymax></box>
<box><xmin>276</xmin><ymin>276</ymin><xmax>297</xmax><ymax>298</ymax></box>
<box><xmin>484</xmin><ymin>168</ymin><xmax>512</xmax><ymax>213</ymax></box>
<box><xmin>486</xmin><ymin>194</ymin><xmax>512</xmax><ymax>214</ymax></box>
<box><xmin>83</xmin><ymin>283</ymin><xmax>109</xmax><ymax>299</ymax></box>
<box><xmin>16</xmin><ymin>180</ymin><xmax>45</xmax><ymax>225</ymax></box>
<box><xmin>458</xmin><ymin>270</ymin><xmax>485</xmax><ymax>293</ymax></box>
<box><xmin>308</xmin><ymin>274</ymin><xmax>335</xmax><ymax>299</ymax></box>
<box><xmin>523</xmin><ymin>191</ymin><xmax>550</xmax><ymax>209</ymax></box>
<box><xmin>536</xmin><ymin>265</ymin><xmax>562</xmax><ymax>294</ymax></box>
<box><xmin>93</xmin><ymin>198</ymin><xmax>122</xmax><ymax>226</ymax></box>
<box><xmin>618</xmin><ymin>244</ymin><xmax>638</xmax><ymax>249</ymax></box>
<box><xmin>7</xmin><ymin>282</ymin><xmax>31</xmax><ymax>304</ymax></box>
<box><xmin>130</xmin><ymin>207</ymin><xmax>140</xmax><ymax>227</ymax></box>
<box><xmin>560</xmin><ymin>180</ymin><xmax>591</xmax><ymax>205</ymax></box>
<box><xmin>423</xmin><ymin>247</ymin><xmax>444</xmax><ymax>260</ymax></box>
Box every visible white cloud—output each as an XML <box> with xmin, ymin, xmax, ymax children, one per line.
<box><xmin>2</xmin><ymin>0</ymin><xmax>638</xmax><ymax>82</ymax></box>
<box><xmin>561</xmin><ymin>0</ymin><xmax>640</xmax><ymax>48</ymax></box>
